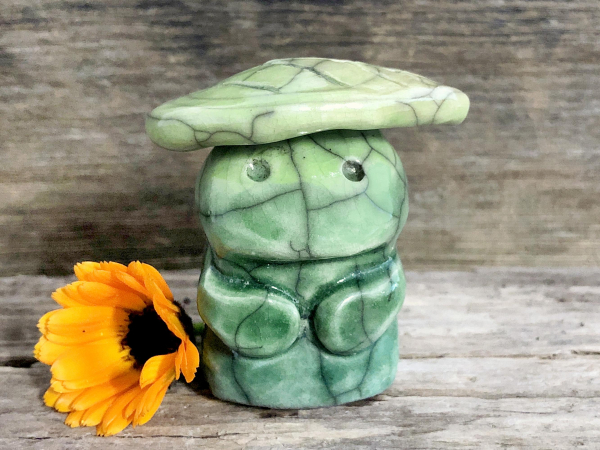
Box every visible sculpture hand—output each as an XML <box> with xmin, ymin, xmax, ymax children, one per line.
<box><xmin>313</xmin><ymin>256</ymin><xmax>405</xmax><ymax>355</ymax></box>
<box><xmin>198</xmin><ymin>263</ymin><xmax>301</xmax><ymax>358</ymax></box>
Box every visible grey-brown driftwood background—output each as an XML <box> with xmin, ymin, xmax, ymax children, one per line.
<box><xmin>1</xmin><ymin>0</ymin><xmax>599</xmax><ymax>276</ymax></box>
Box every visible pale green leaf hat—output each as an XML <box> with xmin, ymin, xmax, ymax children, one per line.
<box><xmin>146</xmin><ymin>57</ymin><xmax>470</xmax><ymax>151</ymax></box>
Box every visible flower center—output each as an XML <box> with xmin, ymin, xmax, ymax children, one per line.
<box><xmin>123</xmin><ymin>302</ymin><xmax>194</xmax><ymax>368</ymax></box>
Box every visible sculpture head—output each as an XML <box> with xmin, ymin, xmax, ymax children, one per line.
<box><xmin>196</xmin><ymin>129</ymin><xmax>408</xmax><ymax>261</ymax></box>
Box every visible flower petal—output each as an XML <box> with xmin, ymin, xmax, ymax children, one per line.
<box><xmin>43</xmin><ymin>386</ymin><xmax>61</xmax><ymax>409</ymax></box>
<box><xmin>65</xmin><ymin>409</ymin><xmax>85</xmax><ymax>428</ymax></box>
<box><xmin>134</xmin><ymin>369</ymin><xmax>174</xmax><ymax>426</ymax></box>
<box><xmin>148</xmin><ymin>281</ymin><xmax>185</xmax><ymax>341</ymax></box>
<box><xmin>114</xmin><ymin>271</ymin><xmax>151</xmax><ymax>300</ymax></box>
<box><xmin>51</xmin><ymin>339</ymin><xmax>133</xmax><ymax>390</ymax></box>
<box><xmin>69</xmin><ymin>371</ymin><xmax>140</xmax><ymax>411</ymax></box>
<box><xmin>73</xmin><ymin>262</ymin><xmax>102</xmax><ymax>281</ymax></box>
<box><xmin>53</xmin><ymin>281</ymin><xmax>147</xmax><ymax>310</ymax></box>
<box><xmin>139</xmin><ymin>353</ymin><xmax>176</xmax><ymax>389</ymax></box>
<box><xmin>52</xmin><ymin>283</ymin><xmax>88</xmax><ymax>308</ymax></box>
<box><xmin>53</xmin><ymin>390</ymin><xmax>83</xmax><ymax>413</ymax></box>
<box><xmin>98</xmin><ymin>261</ymin><xmax>129</xmax><ymax>272</ymax></box>
<box><xmin>135</xmin><ymin>384</ymin><xmax>169</xmax><ymax>427</ymax></box>
<box><xmin>174</xmin><ymin>347</ymin><xmax>183</xmax><ymax>380</ymax></box>
<box><xmin>76</xmin><ymin>282</ymin><xmax>147</xmax><ymax>311</ymax></box>
<box><xmin>140</xmin><ymin>263</ymin><xmax>173</xmax><ymax>300</ymax></box>
<box><xmin>35</xmin><ymin>336</ymin><xmax>69</xmax><ymax>365</ymax></box>
<box><xmin>80</xmin><ymin>397</ymin><xmax>114</xmax><ymax>427</ymax></box>
<box><xmin>39</xmin><ymin>306</ymin><xmax>129</xmax><ymax>345</ymax></box>
<box><xmin>127</xmin><ymin>261</ymin><xmax>150</xmax><ymax>288</ymax></box>
<box><xmin>97</xmin><ymin>385</ymin><xmax>141</xmax><ymax>436</ymax></box>
<box><xmin>75</xmin><ymin>262</ymin><xmax>154</xmax><ymax>300</ymax></box>
<box><xmin>181</xmin><ymin>341</ymin><xmax>200</xmax><ymax>383</ymax></box>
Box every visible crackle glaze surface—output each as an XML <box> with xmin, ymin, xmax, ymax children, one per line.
<box><xmin>196</xmin><ymin>129</ymin><xmax>408</xmax><ymax>407</ymax></box>
<box><xmin>146</xmin><ymin>58</ymin><xmax>469</xmax><ymax>408</ymax></box>
<box><xmin>146</xmin><ymin>57</ymin><xmax>470</xmax><ymax>151</ymax></box>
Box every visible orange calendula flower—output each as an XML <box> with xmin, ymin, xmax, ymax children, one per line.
<box><xmin>34</xmin><ymin>261</ymin><xmax>200</xmax><ymax>436</ymax></box>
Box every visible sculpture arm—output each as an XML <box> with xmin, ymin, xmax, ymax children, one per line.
<box><xmin>198</xmin><ymin>262</ymin><xmax>301</xmax><ymax>358</ymax></box>
<box><xmin>313</xmin><ymin>255</ymin><xmax>405</xmax><ymax>355</ymax></box>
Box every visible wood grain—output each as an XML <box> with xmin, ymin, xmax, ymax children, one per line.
<box><xmin>1</xmin><ymin>268</ymin><xmax>599</xmax><ymax>448</ymax></box>
<box><xmin>1</xmin><ymin>0</ymin><xmax>599</xmax><ymax>275</ymax></box>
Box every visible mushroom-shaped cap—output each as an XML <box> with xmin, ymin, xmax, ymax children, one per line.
<box><xmin>146</xmin><ymin>58</ymin><xmax>469</xmax><ymax>151</ymax></box>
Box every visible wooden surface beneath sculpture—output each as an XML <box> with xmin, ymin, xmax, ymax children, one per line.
<box><xmin>1</xmin><ymin>268</ymin><xmax>599</xmax><ymax>448</ymax></box>
<box><xmin>1</xmin><ymin>0</ymin><xmax>599</xmax><ymax>275</ymax></box>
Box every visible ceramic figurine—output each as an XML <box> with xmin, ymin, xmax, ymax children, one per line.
<box><xmin>146</xmin><ymin>58</ymin><xmax>469</xmax><ymax>408</ymax></box>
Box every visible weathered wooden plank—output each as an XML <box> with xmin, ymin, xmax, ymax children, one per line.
<box><xmin>2</xmin><ymin>268</ymin><xmax>599</xmax><ymax>362</ymax></box>
<box><xmin>1</xmin><ymin>0</ymin><xmax>600</xmax><ymax>275</ymax></box>
<box><xmin>0</xmin><ymin>269</ymin><xmax>599</xmax><ymax>448</ymax></box>
<box><xmin>2</xmin><ymin>365</ymin><xmax>599</xmax><ymax>449</ymax></box>
<box><xmin>401</xmin><ymin>268</ymin><xmax>600</xmax><ymax>358</ymax></box>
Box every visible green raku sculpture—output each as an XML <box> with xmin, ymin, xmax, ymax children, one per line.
<box><xmin>146</xmin><ymin>58</ymin><xmax>469</xmax><ymax>408</ymax></box>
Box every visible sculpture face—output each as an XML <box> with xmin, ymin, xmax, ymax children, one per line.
<box><xmin>196</xmin><ymin>129</ymin><xmax>408</xmax><ymax>262</ymax></box>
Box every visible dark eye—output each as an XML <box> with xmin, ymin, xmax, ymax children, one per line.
<box><xmin>342</xmin><ymin>160</ymin><xmax>365</xmax><ymax>182</ymax></box>
<box><xmin>246</xmin><ymin>158</ymin><xmax>271</xmax><ymax>182</ymax></box>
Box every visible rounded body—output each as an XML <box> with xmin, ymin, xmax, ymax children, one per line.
<box><xmin>196</xmin><ymin>129</ymin><xmax>408</xmax><ymax>408</ymax></box>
